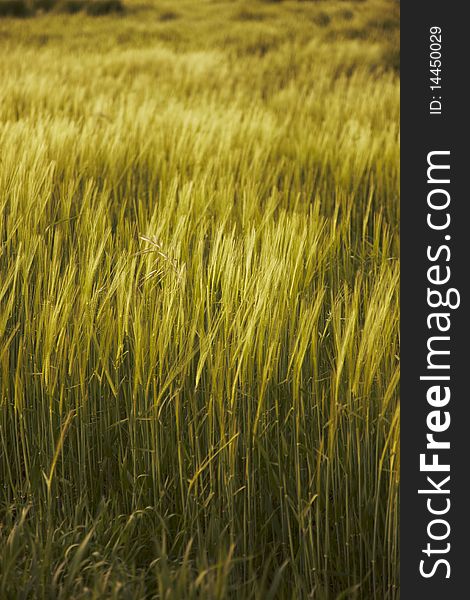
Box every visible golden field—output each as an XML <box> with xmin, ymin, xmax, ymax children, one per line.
<box><xmin>0</xmin><ymin>1</ymin><xmax>399</xmax><ymax>598</ymax></box>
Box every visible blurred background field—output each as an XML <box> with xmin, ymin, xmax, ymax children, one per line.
<box><xmin>0</xmin><ymin>1</ymin><xmax>399</xmax><ymax>598</ymax></box>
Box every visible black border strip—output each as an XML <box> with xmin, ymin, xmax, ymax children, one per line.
<box><xmin>401</xmin><ymin>2</ymin><xmax>467</xmax><ymax>597</ymax></box>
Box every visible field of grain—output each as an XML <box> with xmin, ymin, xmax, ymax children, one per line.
<box><xmin>0</xmin><ymin>1</ymin><xmax>399</xmax><ymax>598</ymax></box>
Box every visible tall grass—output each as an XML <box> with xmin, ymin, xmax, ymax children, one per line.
<box><xmin>0</xmin><ymin>0</ymin><xmax>399</xmax><ymax>598</ymax></box>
